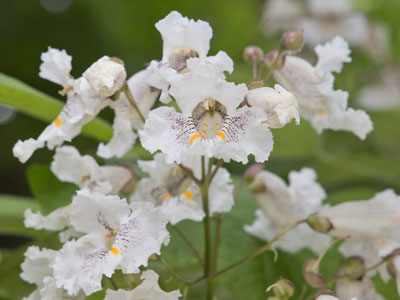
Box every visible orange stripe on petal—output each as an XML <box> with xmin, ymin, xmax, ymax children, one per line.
<box><xmin>216</xmin><ymin>131</ymin><xmax>225</xmax><ymax>142</ymax></box>
<box><xmin>190</xmin><ymin>133</ymin><xmax>203</xmax><ymax>146</ymax></box>
<box><xmin>162</xmin><ymin>194</ymin><xmax>172</xmax><ymax>202</ymax></box>
<box><xmin>183</xmin><ymin>190</ymin><xmax>193</xmax><ymax>201</ymax></box>
<box><xmin>110</xmin><ymin>247</ymin><xmax>120</xmax><ymax>256</ymax></box>
<box><xmin>54</xmin><ymin>117</ymin><xmax>62</xmax><ymax>128</ymax></box>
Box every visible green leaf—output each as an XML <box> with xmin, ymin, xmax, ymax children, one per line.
<box><xmin>0</xmin><ymin>73</ymin><xmax>112</xmax><ymax>142</ymax></box>
<box><xmin>26</xmin><ymin>165</ymin><xmax>77</xmax><ymax>214</ymax></box>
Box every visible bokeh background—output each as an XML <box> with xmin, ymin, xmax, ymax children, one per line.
<box><xmin>1</xmin><ymin>0</ymin><xmax>400</xmax><ymax>299</ymax></box>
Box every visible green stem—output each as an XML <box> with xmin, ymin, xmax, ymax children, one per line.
<box><xmin>108</xmin><ymin>277</ymin><xmax>118</xmax><ymax>290</ymax></box>
<box><xmin>158</xmin><ymin>256</ymin><xmax>188</xmax><ymax>284</ymax></box>
<box><xmin>123</xmin><ymin>83</ymin><xmax>145</xmax><ymax>123</ymax></box>
<box><xmin>213</xmin><ymin>214</ymin><xmax>224</xmax><ymax>273</ymax></box>
<box><xmin>171</xmin><ymin>224</ymin><xmax>204</xmax><ymax>266</ymax></box>
<box><xmin>179</xmin><ymin>164</ymin><xmax>202</xmax><ymax>185</ymax></box>
<box><xmin>215</xmin><ymin>220</ymin><xmax>304</xmax><ymax>277</ymax></box>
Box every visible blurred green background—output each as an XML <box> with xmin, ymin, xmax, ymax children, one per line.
<box><xmin>1</xmin><ymin>0</ymin><xmax>400</xmax><ymax>299</ymax></box>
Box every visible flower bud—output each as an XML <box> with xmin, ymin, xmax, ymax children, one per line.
<box><xmin>247</xmin><ymin>178</ymin><xmax>267</xmax><ymax>194</ymax></box>
<box><xmin>280</xmin><ymin>30</ymin><xmax>304</xmax><ymax>52</ymax></box>
<box><xmin>314</xmin><ymin>289</ymin><xmax>336</xmax><ymax>298</ymax></box>
<box><xmin>244</xmin><ymin>164</ymin><xmax>264</xmax><ymax>184</ymax></box>
<box><xmin>303</xmin><ymin>257</ymin><xmax>324</xmax><ymax>288</ymax></box>
<box><xmin>120</xmin><ymin>164</ymin><xmax>141</xmax><ymax>195</ymax></box>
<box><xmin>340</xmin><ymin>256</ymin><xmax>365</xmax><ymax>280</ymax></box>
<box><xmin>243</xmin><ymin>46</ymin><xmax>264</xmax><ymax>63</ymax></box>
<box><xmin>306</xmin><ymin>214</ymin><xmax>333</xmax><ymax>233</ymax></box>
<box><xmin>263</xmin><ymin>50</ymin><xmax>285</xmax><ymax>70</ymax></box>
<box><xmin>266</xmin><ymin>278</ymin><xmax>295</xmax><ymax>300</ymax></box>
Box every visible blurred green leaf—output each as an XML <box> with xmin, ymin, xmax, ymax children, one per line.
<box><xmin>26</xmin><ymin>165</ymin><xmax>76</xmax><ymax>214</ymax></box>
<box><xmin>0</xmin><ymin>73</ymin><xmax>112</xmax><ymax>142</ymax></box>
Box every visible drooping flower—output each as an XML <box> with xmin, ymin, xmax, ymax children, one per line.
<box><xmin>273</xmin><ymin>36</ymin><xmax>373</xmax><ymax>139</ymax></box>
<box><xmin>246</xmin><ymin>84</ymin><xmax>300</xmax><ymax>128</ymax></box>
<box><xmin>52</xmin><ymin>190</ymin><xmax>169</xmax><ymax>296</ymax></box>
<box><xmin>132</xmin><ymin>153</ymin><xmax>234</xmax><ymax>224</ymax></box>
<box><xmin>140</xmin><ymin>55</ymin><xmax>273</xmax><ymax>164</ymax></box>
<box><xmin>104</xmin><ymin>270</ymin><xmax>181</xmax><ymax>300</ymax></box>
<box><xmin>244</xmin><ymin>168</ymin><xmax>331</xmax><ymax>253</ymax></box>
<box><xmin>317</xmin><ymin>189</ymin><xmax>400</xmax><ymax>281</ymax></box>
<box><xmin>146</xmin><ymin>10</ymin><xmax>213</xmax><ymax>102</ymax></box>
<box><xmin>13</xmin><ymin>48</ymin><xmax>127</xmax><ymax>163</ymax></box>
<box><xmin>20</xmin><ymin>246</ymin><xmax>85</xmax><ymax>300</ymax></box>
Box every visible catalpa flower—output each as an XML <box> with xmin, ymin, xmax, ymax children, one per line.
<box><xmin>21</xmin><ymin>246</ymin><xmax>85</xmax><ymax>300</ymax></box>
<box><xmin>132</xmin><ymin>153</ymin><xmax>234</xmax><ymax>224</ymax></box>
<box><xmin>336</xmin><ymin>276</ymin><xmax>385</xmax><ymax>300</ymax></box>
<box><xmin>317</xmin><ymin>296</ymin><xmax>357</xmax><ymax>300</ymax></box>
<box><xmin>273</xmin><ymin>36</ymin><xmax>373</xmax><ymax>139</ymax></box>
<box><xmin>140</xmin><ymin>55</ymin><xmax>273</xmax><ymax>164</ymax></box>
<box><xmin>246</xmin><ymin>84</ymin><xmax>300</xmax><ymax>128</ymax></box>
<box><xmin>104</xmin><ymin>270</ymin><xmax>181</xmax><ymax>300</ymax></box>
<box><xmin>13</xmin><ymin>47</ymin><xmax>126</xmax><ymax>163</ymax></box>
<box><xmin>97</xmin><ymin>69</ymin><xmax>160</xmax><ymax>158</ymax></box>
<box><xmin>53</xmin><ymin>190</ymin><xmax>169</xmax><ymax>295</ymax></box>
<box><xmin>147</xmin><ymin>11</ymin><xmax>213</xmax><ymax>102</ymax></box>
<box><xmin>245</xmin><ymin>168</ymin><xmax>331</xmax><ymax>253</ymax></box>
<box><xmin>317</xmin><ymin>189</ymin><xmax>400</xmax><ymax>281</ymax></box>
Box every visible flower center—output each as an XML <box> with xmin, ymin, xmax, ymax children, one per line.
<box><xmin>191</xmin><ymin>98</ymin><xmax>227</xmax><ymax>142</ymax></box>
<box><xmin>168</xmin><ymin>47</ymin><xmax>199</xmax><ymax>73</ymax></box>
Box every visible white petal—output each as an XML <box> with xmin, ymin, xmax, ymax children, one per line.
<box><xmin>186</xmin><ymin>51</ymin><xmax>234</xmax><ymax>78</ymax></box>
<box><xmin>83</xmin><ymin>56</ymin><xmax>126</xmax><ymax>98</ymax></box>
<box><xmin>315</xmin><ymin>36</ymin><xmax>352</xmax><ymax>75</ymax></box>
<box><xmin>104</xmin><ymin>270</ymin><xmax>181</xmax><ymax>300</ymax></box>
<box><xmin>336</xmin><ymin>271</ymin><xmax>385</xmax><ymax>300</ymax></box>
<box><xmin>156</xmin><ymin>11</ymin><xmax>212</xmax><ymax>61</ymax></box>
<box><xmin>21</xmin><ymin>246</ymin><xmax>56</xmax><ymax>286</ymax></box>
<box><xmin>209</xmin><ymin>167</ymin><xmax>234</xmax><ymax>214</ymax></box>
<box><xmin>12</xmin><ymin>138</ymin><xmax>44</xmax><ymax>163</ymax></box>
<box><xmin>246</xmin><ymin>84</ymin><xmax>300</xmax><ymax>128</ymax></box>
<box><xmin>24</xmin><ymin>206</ymin><xmax>70</xmax><ymax>231</ymax></box>
<box><xmin>69</xmin><ymin>189</ymin><xmax>130</xmax><ymax>235</ymax></box>
<box><xmin>39</xmin><ymin>47</ymin><xmax>73</xmax><ymax>88</ymax></box>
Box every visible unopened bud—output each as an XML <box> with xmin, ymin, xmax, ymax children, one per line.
<box><xmin>303</xmin><ymin>257</ymin><xmax>324</xmax><ymax>288</ymax></box>
<box><xmin>314</xmin><ymin>289</ymin><xmax>336</xmax><ymax>298</ymax></box>
<box><xmin>341</xmin><ymin>256</ymin><xmax>365</xmax><ymax>280</ymax></box>
<box><xmin>263</xmin><ymin>50</ymin><xmax>286</xmax><ymax>70</ymax></box>
<box><xmin>120</xmin><ymin>164</ymin><xmax>141</xmax><ymax>195</ymax></box>
<box><xmin>306</xmin><ymin>214</ymin><xmax>333</xmax><ymax>233</ymax></box>
<box><xmin>386</xmin><ymin>248</ymin><xmax>400</xmax><ymax>278</ymax></box>
<box><xmin>280</xmin><ymin>30</ymin><xmax>304</xmax><ymax>52</ymax></box>
<box><xmin>266</xmin><ymin>278</ymin><xmax>295</xmax><ymax>299</ymax></box>
<box><xmin>244</xmin><ymin>164</ymin><xmax>264</xmax><ymax>184</ymax></box>
<box><xmin>243</xmin><ymin>46</ymin><xmax>264</xmax><ymax>63</ymax></box>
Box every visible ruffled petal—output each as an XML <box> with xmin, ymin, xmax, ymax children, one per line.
<box><xmin>24</xmin><ymin>206</ymin><xmax>70</xmax><ymax>232</ymax></box>
<box><xmin>39</xmin><ymin>47</ymin><xmax>73</xmax><ymax>88</ymax></box>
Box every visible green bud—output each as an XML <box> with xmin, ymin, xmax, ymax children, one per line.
<box><xmin>303</xmin><ymin>257</ymin><xmax>324</xmax><ymax>288</ymax></box>
<box><xmin>244</xmin><ymin>164</ymin><xmax>265</xmax><ymax>184</ymax></box>
<box><xmin>306</xmin><ymin>214</ymin><xmax>333</xmax><ymax>233</ymax></box>
<box><xmin>267</xmin><ymin>278</ymin><xmax>295</xmax><ymax>300</ymax></box>
<box><xmin>341</xmin><ymin>256</ymin><xmax>365</xmax><ymax>280</ymax></box>
<box><xmin>243</xmin><ymin>46</ymin><xmax>264</xmax><ymax>63</ymax></box>
<box><xmin>263</xmin><ymin>50</ymin><xmax>286</xmax><ymax>70</ymax></box>
<box><xmin>280</xmin><ymin>30</ymin><xmax>304</xmax><ymax>52</ymax></box>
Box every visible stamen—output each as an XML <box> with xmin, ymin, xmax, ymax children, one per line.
<box><xmin>162</xmin><ymin>194</ymin><xmax>173</xmax><ymax>202</ymax></box>
<box><xmin>183</xmin><ymin>190</ymin><xmax>193</xmax><ymax>201</ymax></box>
<box><xmin>54</xmin><ymin>117</ymin><xmax>62</xmax><ymax>128</ymax></box>
<box><xmin>109</xmin><ymin>247</ymin><xmax>120</xmax><ymax>256</ymax></box>
<box><xmin>216</xmin><ymin>131</ymin><xmax>226</xmax><ymax>142</ymax></box>
<box><xmin>190</xmin><ymin>133</ymin><xmax>204</xmax><ymax>146</ymax></box>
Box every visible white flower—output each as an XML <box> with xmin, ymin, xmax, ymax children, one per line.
<box><xmin>246</xmin><ymin>84</ymin><xmax>300</xmax><ymax>128</ymax></box>
<box><xmin>20</xmin><ymin>246</ymin><xmax>85</xmax><ymax>300</ymax></box>
<box><xmin>13</xmin><ymin>48</ymin><xmax>127</xmax><ymax>163</ymax></box>
<box><xmin>97</xmin><ymin>69</ymin><xmax>160</xmax><ymax>158</ymax></box>
<box><xmin>244</xmin><ymin>168</ymin><xmax>331</xmax><ymax>253</ymax></box>
<box><xmin>51</xmin><ymin>145</ymin><xmax>132</xmax><ymax>194</ymax></box>
<box><xmin>132</xmin><ymin>153</ymin><xmax>234</xmax><ymax>224</ymax></box>
<box><xmin>273</xmin><ymin>36</ymin><xmax>373</xmax><ymax>139</ymax></box>
<box><xmin>53</xmin><ymin>190</ymin><xmax>169</xmax><ymax>296</ymax></box>
<box><xmin>336</xmin><ymin>276</ymin><xmax>385</xmax><ymax>300</ymax></box>
<box><xmin>318</xmin><ymin>189</ymin><xmax>400</xmax><ymax>281</ymax></box>
<box><xmin>140</xmin><ymin>56</ymin><xmax>273</xmax><ymax>164</ymax></box>
<box><xmin>316</xmin><ymin>296</ymin><xmax>357</xmax><ymax>300</ymax></box>
<box><xmin>104</xmin><ymin>270</ymin><xmax>181</xmax><ymax>300</ymax></box>
<box><xmin>357</xmin><ymin>67</ymin><xmax>400</xmax><ymax>111</ymax></box>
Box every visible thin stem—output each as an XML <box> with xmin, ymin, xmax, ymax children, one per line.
<box><xmin>171</xmin><ymin>224</ymin><xmax>204</xmax><ymax>266</ymax></box>
<box><xmin>216</xmin><ymin>220</ymin><xmax>304</xmax><ymax>277</ymax></box>
<box><xmin>297</xmin><ymin>284</ymin><xmax>307</xmax><ymax>300</ymax></box>
<box><xmin>256</xmin><ymin>62</ymin><xmax>265</xmax><ymax>80</ymax></box>
<box><xmin>262</xmin><ymin>51</ymin><xmax>283</xmax><ymax>82</ymax></box>
<box><xmin>233</xmin><ymin>177</ymin><xmax>245</xmax><ymax>202</ymax></box>
<box><xmin>209</xmin><ymin>159</ymin><xmax>223</xmax><ymax>184</ymax></box>
<box><xmin>108</xmin><ymin>277</ymin><xmax>118</xmax><ymax>290</ymax></box>
<box><xmin>252</xmin><ymin>60</ymin><xmax>258</xmax><ymax>81</ymax></box>
<box><xmin>213</xmin><ymin>214</ymin><xmax>224</xmax><ymax>273</ymax></box>
<box><xmin>179</xmin><ymin>164</ymin><xmax>202</xmax><ymax>185</ymax></box>
<box><xmin>158</xmin><ymin>256</ymin><xmax>188</xmax><ymax>284</ymax></box>
<box><xmin>123</xmin><ymin>84</ymin><xmax>145</xmax><ymax>123</ymax></box>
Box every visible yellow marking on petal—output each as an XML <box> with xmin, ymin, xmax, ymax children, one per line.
<box><xmin>183</xmin><ymin>190</ymin><xmax>193</xmax><ymax>201</ymax></box>
<box><xmin>379</xmin><ymin>236</ymin><xmax>389</xmax><ymax>248</ymax></box>
<box><xmin>317</xmin><ymin>110</ymin><xmax>326</xmax><ymax>116</ymax></box>
<box><xmin>190</xmin><ymin>133</ymin><xmax>204</xmax><ymax>146</ymax></box>
<box><xmin>110</xmin><ymin>247</ymin><xmax>120</xmax><ymax>256</ymax></box>
<box><xmin>162</xmin><ymin>194</ymin><xmax>172</xmax><ymax>202</ymax></box>
<box><xmin>54</xmin><ymin>117</ymin><xmax>62</xmax><ymax>128</ymax></box>
<box><xmin>67</xmin><ymin>202</ymin><xmax>72</xmax><ymax>208</ymax></box>
<box><xmin>216</xmin><ymin>131</ymin><xmax>225</xmax><ymax>142</ymax></box>
<box><xmin>202</xmin><ymin>130</ymin><xmax>207</xmax><ymax>134</ymax></box>
<box><xmin>203</xmin><ymin>123</ymin><xmax>208</xmax><ymax>127</ymax></box>
<box><xmin>215</xmin><ymin>122</ymin><xmax>220</xmax><ymax>126</ymax></box>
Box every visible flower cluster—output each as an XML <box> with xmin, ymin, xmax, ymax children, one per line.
<box><xmin>12</xmin><ymin>9</ymin><xmax>399</xmax><ymax>300</ymax></box>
